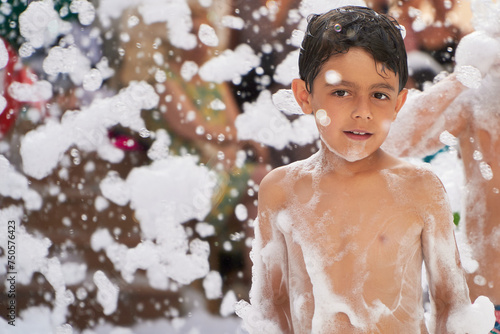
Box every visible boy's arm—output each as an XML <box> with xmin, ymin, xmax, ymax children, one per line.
<box><xmin>245</xmin><ymin>169</ymin><xmax>291</xmax><ymax>333</ymax></box>
<box><xmin>383</xmin><ymin>74</ymin><xmax>469</xmax><ymax>158</ymax></box>
<box><xmin>419</xmin><ymin>171</ymin><xmax>494</xmax><ymax>333</ymax></box>
<box><xmin>418</xmin><ymin>171</ymin><xmax>469</xmax><ymax>332</ymax></box>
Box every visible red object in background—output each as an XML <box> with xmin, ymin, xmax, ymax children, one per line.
<box><xmin>0</xmin><ymin>38</ymin><xmax>35</xmax><ymax>138</ymax></box>
<box><xmin>109</xmin><ymin>133</ymin><xmax>142</xmax><ymax>151</ymax></box>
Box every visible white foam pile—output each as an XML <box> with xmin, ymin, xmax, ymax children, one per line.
<box><xmin>20</xmin><ymin>81</ymin><xmax>158</xmax><ymax>179</ymax></box>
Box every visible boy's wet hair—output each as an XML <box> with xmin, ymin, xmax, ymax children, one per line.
<box><xmin>299</xmin><ymin>6</ymin><xmax>408</xmax><ymax>92</ymax></box>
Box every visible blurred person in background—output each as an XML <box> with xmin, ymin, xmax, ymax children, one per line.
<box><xmin>117</xmin><ymin>0</ymin><xmax>270</xmax><ymax>310</ymax></box>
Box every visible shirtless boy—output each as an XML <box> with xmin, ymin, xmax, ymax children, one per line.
<box><xmin>236</xmin><ymin>6</ymin><xmax>494</xmax><ymax>333</ymax></box>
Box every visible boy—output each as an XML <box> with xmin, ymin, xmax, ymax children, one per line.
<box><xmin>236</xmin><ymin>6</ymin><xmax>494</xmax><ymax>333</ymax></box>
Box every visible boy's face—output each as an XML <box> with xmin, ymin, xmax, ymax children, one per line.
<box><xmin>293</xmin><ymin>47</ymin><xmax>407</xmax><ymax>162</ymax></box>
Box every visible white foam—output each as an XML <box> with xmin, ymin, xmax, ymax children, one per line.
<box><xmin>221</xmin><ymin>15</ymin><xmax>245</xmax><ymax>30</ymax></box>
<box><xmin>19</xmin><ymin>0</ymin><xmax>72</xmax><ymax>49</ymax></box>
<box><xmin>20</xmin><ymin>81</ymin><xmax>158</xmax><ymax>179</ymax></box>
<box><xmin>455</xmin><ymin>30</ymin><xmax>500</xmax><ymax>77</ymax></box>
<box><xmin>198</xmin><ymin>44</ymin><xmax>260</xmax><ymax>83</ymax></box>
<box><xmin>271</xmin><ymin>89</ymin><xmax>304</xmax><ymax>115</ymax></box>
<box><xmin>70</xmin><ymin>0</ymin><xmax>96</xmax><ymax>26</ymax></box>
<box><xmin>43</xmin><ymin>46</ymin><xmax>91</xmax><ymax>85</ymax></box>
<box><xmin>0</xmin><ymin>38</ymin><xmax>8</xmax><ymax>69</ymax></box>
<box><xmin>203</xmin><ymin>271</ymin><xmax>223</xmax><ymax>300</ymax></box>
<box><xmin>93</xmin><ymin>270</ymin><xmax>120</xmax><ymax>315</ymax></box>
<box><xmin>447</xmin><ymin>296</ymin><xmax>495</xmax><ymax>333</ymax></box>
<box><xmin>220</xmin><ymin>290</ymin><xmax>238</xmax><ymax>317</ymax></box>
<box><xmin>195</xmin><ymin>222</ymin><xmax>215</xmax><ymax>238</ymax></box>
<box><xmin>198</xmin><ymin>23</ymin><xmax>219</xmax><ymax>47</ymax></box>
<box><xmin>82</xmin><ymin>68</ymin><xmax>103</xmax><ymax>91</ymax></box>
<box><xmin>99</xmin><ymin>171</ymin><xmax>131</xmax><ymax>206</ymax></box>
<box><xmin>236</xmin><ymin>90</ymin><xmax>318</xmax><ymax>149</ymax></box>
<box><xmin>61</xmin><ymin>262</ymin><xmax>87</xmax><ymax>286</ymax></box>
<box><xmin>126</xmin><ymin>156</ymin><xmax>216</xmax><ymax>238</ymax></box>
<box><xmin>234</xmin><ymin>203</ymin><xmax>248</xmax><ymax>222</ymax></box>
<box><xmin>0</xmin><ymin>155</ymin><xmax>42</xmax><ymax>210</ymax></box>
<box><xmin>180</xmin><ymin>60</ymin><xmax>199</xmax><ymax>82</ymax></box>
<box><xmin>8</xmin><ymin>81</ymin><xmax>53</xmax><ymax>102</ymax></box>
<box><xmin>273</xmin><ymin>49</ymin><xmax>300</xmax><ymax>86</ymax></box>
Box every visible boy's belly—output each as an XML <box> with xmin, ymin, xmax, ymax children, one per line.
<box><xmin>278</xmin><ymin>209</ymin><xmax>427</xmax><ymax>333</ymax></box>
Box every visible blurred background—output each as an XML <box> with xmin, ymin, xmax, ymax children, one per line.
<box><xmin>0</xmin><ymin>0</ymin><xmax>479</xmax><ymax>333</ymax></box>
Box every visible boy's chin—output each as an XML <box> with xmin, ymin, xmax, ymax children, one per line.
<box><xmin>322</xmin><ymin>141</ymin><xmax>371</xmax><ymax>163</ymax></box>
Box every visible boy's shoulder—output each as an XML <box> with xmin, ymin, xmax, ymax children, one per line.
<box><xmin>258</xmin><ymin>158</ymin><xmax>312</xmax><ymax>209</ymax></box>
<box><xmin>382</xmin><ymin>157</ymin><xmax>447</xmax><ymax>202</ymax></box>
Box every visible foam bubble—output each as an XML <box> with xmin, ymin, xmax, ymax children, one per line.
<box><xmin>199</xmin><ymin>44</ymin><xmax>260</xmax><ymax>83</ymax></box>
<box><xmin>180</xmin><ymin>60</ymin><xmax>199</xmax><ymax>82</ymax></box>
<box><xmin>198</xmin><ymin>23</ymin><xmax>219</xmax><ymax>47</ymax></box>
<box><xmin>93</xmin><ymin>270</ymin><xmax>119</xmax><ymax>315</ymax></box>
<box><xmin>83</xmin><ymin>68</ymin><xmax>103</xmax><ymax>91</ymax></box>
<box><xmin>325</xmin><ymin>70</ymin><xmax>341</xmax><ymax>85</ymax></box>
<box><xmin>221</xmin><ymin>15</ymin><xmax>245</xmax><ymax>30</ymax></box>
<box><xmin>70</xmin><ymin>0</ymin><xmax>96</xmax><ymax>26</ymax></box>
<box><xmin>203</xmin><ymin>271</ymin><xmax>223</xmax><ymax>300</ymax></box>
<box><xmin>0</xmin><ymin>39</ymin><xmax>8</xmax><ymax>69</ymax></box>
<box><xmin>446</xmin><ymin>296</ymin><xmax>495</xmax><ymax>334</ymax></box>
<box><xmin>220</xmin><ymin>290</ymin><xmax>237</xmax><ymax>317</ymax></box>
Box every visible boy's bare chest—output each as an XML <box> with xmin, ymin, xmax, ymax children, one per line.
<box><xmin>284</xmin><ymin>175</ymin><xmax>422</xmax><ymax>250</ymax></box>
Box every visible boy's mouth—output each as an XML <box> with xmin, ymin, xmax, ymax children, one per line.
<box><xmin>344</xmin><ymin>130</ymin><xmax>373</xmax><ymax>140</ymax></box>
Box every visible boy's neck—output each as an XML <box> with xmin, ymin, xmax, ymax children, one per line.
<box><xmin>317</xmin><ymin>143</ymin><xmax>387</xmax><ymax>175</ymax></box>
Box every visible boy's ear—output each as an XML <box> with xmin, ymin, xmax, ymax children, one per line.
<box><xmin>393</xmin><ymin>88</ymin><xmax>408</xmax><ymax>119</ymax></box>
<box><xmin>292</xmin><ymin>78</ymin><xmax>313</xmax><ymax>115</ymax></box>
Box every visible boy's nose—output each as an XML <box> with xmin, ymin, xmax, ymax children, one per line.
<box><xmin>351</xmin><ymin>98</ymin><xmax>373</xmax><ymax>120</ymax></box>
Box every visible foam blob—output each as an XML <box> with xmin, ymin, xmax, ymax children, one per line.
<box><xmin>8</xmin><ymin>81</ymin><xmax>53</xmax><ymax>102</ymax></box>
<box><xmin>455</xmin><ymin>65</ymin><xmax>482</xmax><ymax>89</ymax></box>
<box><xmin>18</xmin><ymin>0</ymin><xmax>72</xmax><ymax>49</ymax></box>
<box><xmin>455</xmin><ymin>30</ymin><xmax>500</xmax><ymax>77</ymax></box>
<box><xmin>221</xmin><ymin>15</ymin><xmax>245</xmax><ymax>30</ymax></box>
<box><xmin>0</xmin><ymin>39</ymin><xmax>8</xmax><ymax>69</ymax></box>
<box><xmin>20</xmin><ymin>81</ymin><xmax>158</xmax><ymax>179</ymax></box>
<box><xmin>99</xmin><ymin>171</ymin><xmax>131</xmax><ymax>206</ymax></box>
<box><xmin>0</xmin><ymin>155</ymin><xmax>42</xmax><ymax>210</ymax></box>
<box><xmin>93</xmin><ymin>270</ymin><xmax>119</xmax><ymax>316</ymax></box>
<box><xmin>198</xmin><ymin>44</ymin><xmax>260</xmax><ymax>83</ymax></box>
<box><xmin>70</xmin><ymin>0</ymin><xmax>96</xmax><ymax>26</ymax></box>
<box><xmin>82</xmin><ymin>68</ymin><xmax>103</xmax><ymax>91</ymax></box>
<box><xmin>203</xmin><ymin>271</ymin><xmax>223</xmax><ymax>300</ymax></box>
<box><xmin>220</xmin><ymin>290</ymin><xmax>237</xmax><ymax>317</ymax></box>
<box><xmin>180</xmin><ymin>60</ymin><xmax>199</xmax><ymax>81</ymax></box>
<box><xmin>272</xmin><ymin>89</ymin><xmax>304</xmax><ymax>115</ymax></box>
<box><xmin>198</xmin><ymin>23</ymin><xmax>219</xmax><ymax>47</ymax></box>
<box><xmin>236</xmin><ymin>90</ymin><xmax>318</xmax><ymax>149</ymax></box>
<box><xmin>325</xmin><ymin>70</ymin><xmax>341</xmax><ymax>85</ymax></box>
<box><xmin>446</xmin><ymin>296</ymin><xmax>495</xmax><ymax>334</ymax></box>
<box><xmin>273</xmin><ymin>49</ymin><xmax>300</xmax><ymax>85</ymax></box>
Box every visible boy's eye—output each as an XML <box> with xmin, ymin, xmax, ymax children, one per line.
<box><xmin>373</xmin><ymin>92</ymin><xmax>389</xmax><ymax>100</ymax></box>
<box><xmin>333</xmin><ymin>90</ymin><xmax>350</xmax><ymax>97</ymax></box>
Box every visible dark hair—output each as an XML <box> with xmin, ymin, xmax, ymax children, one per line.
<box><xmin>298</xmin><ymin>6</ymin><xmax>408</xmax><ymax>92</ymax></box>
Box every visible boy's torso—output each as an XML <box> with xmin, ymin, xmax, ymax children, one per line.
<box><xmin>272</xmin><ymin>152</ymin><xmax>430</xmax><ymax>333</ymax></box>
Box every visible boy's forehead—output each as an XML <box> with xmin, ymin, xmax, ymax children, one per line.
<box><xmin>317</xmin><ymin>48</ymin><xmax>398</xmax><ymax>83</ymax></box>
